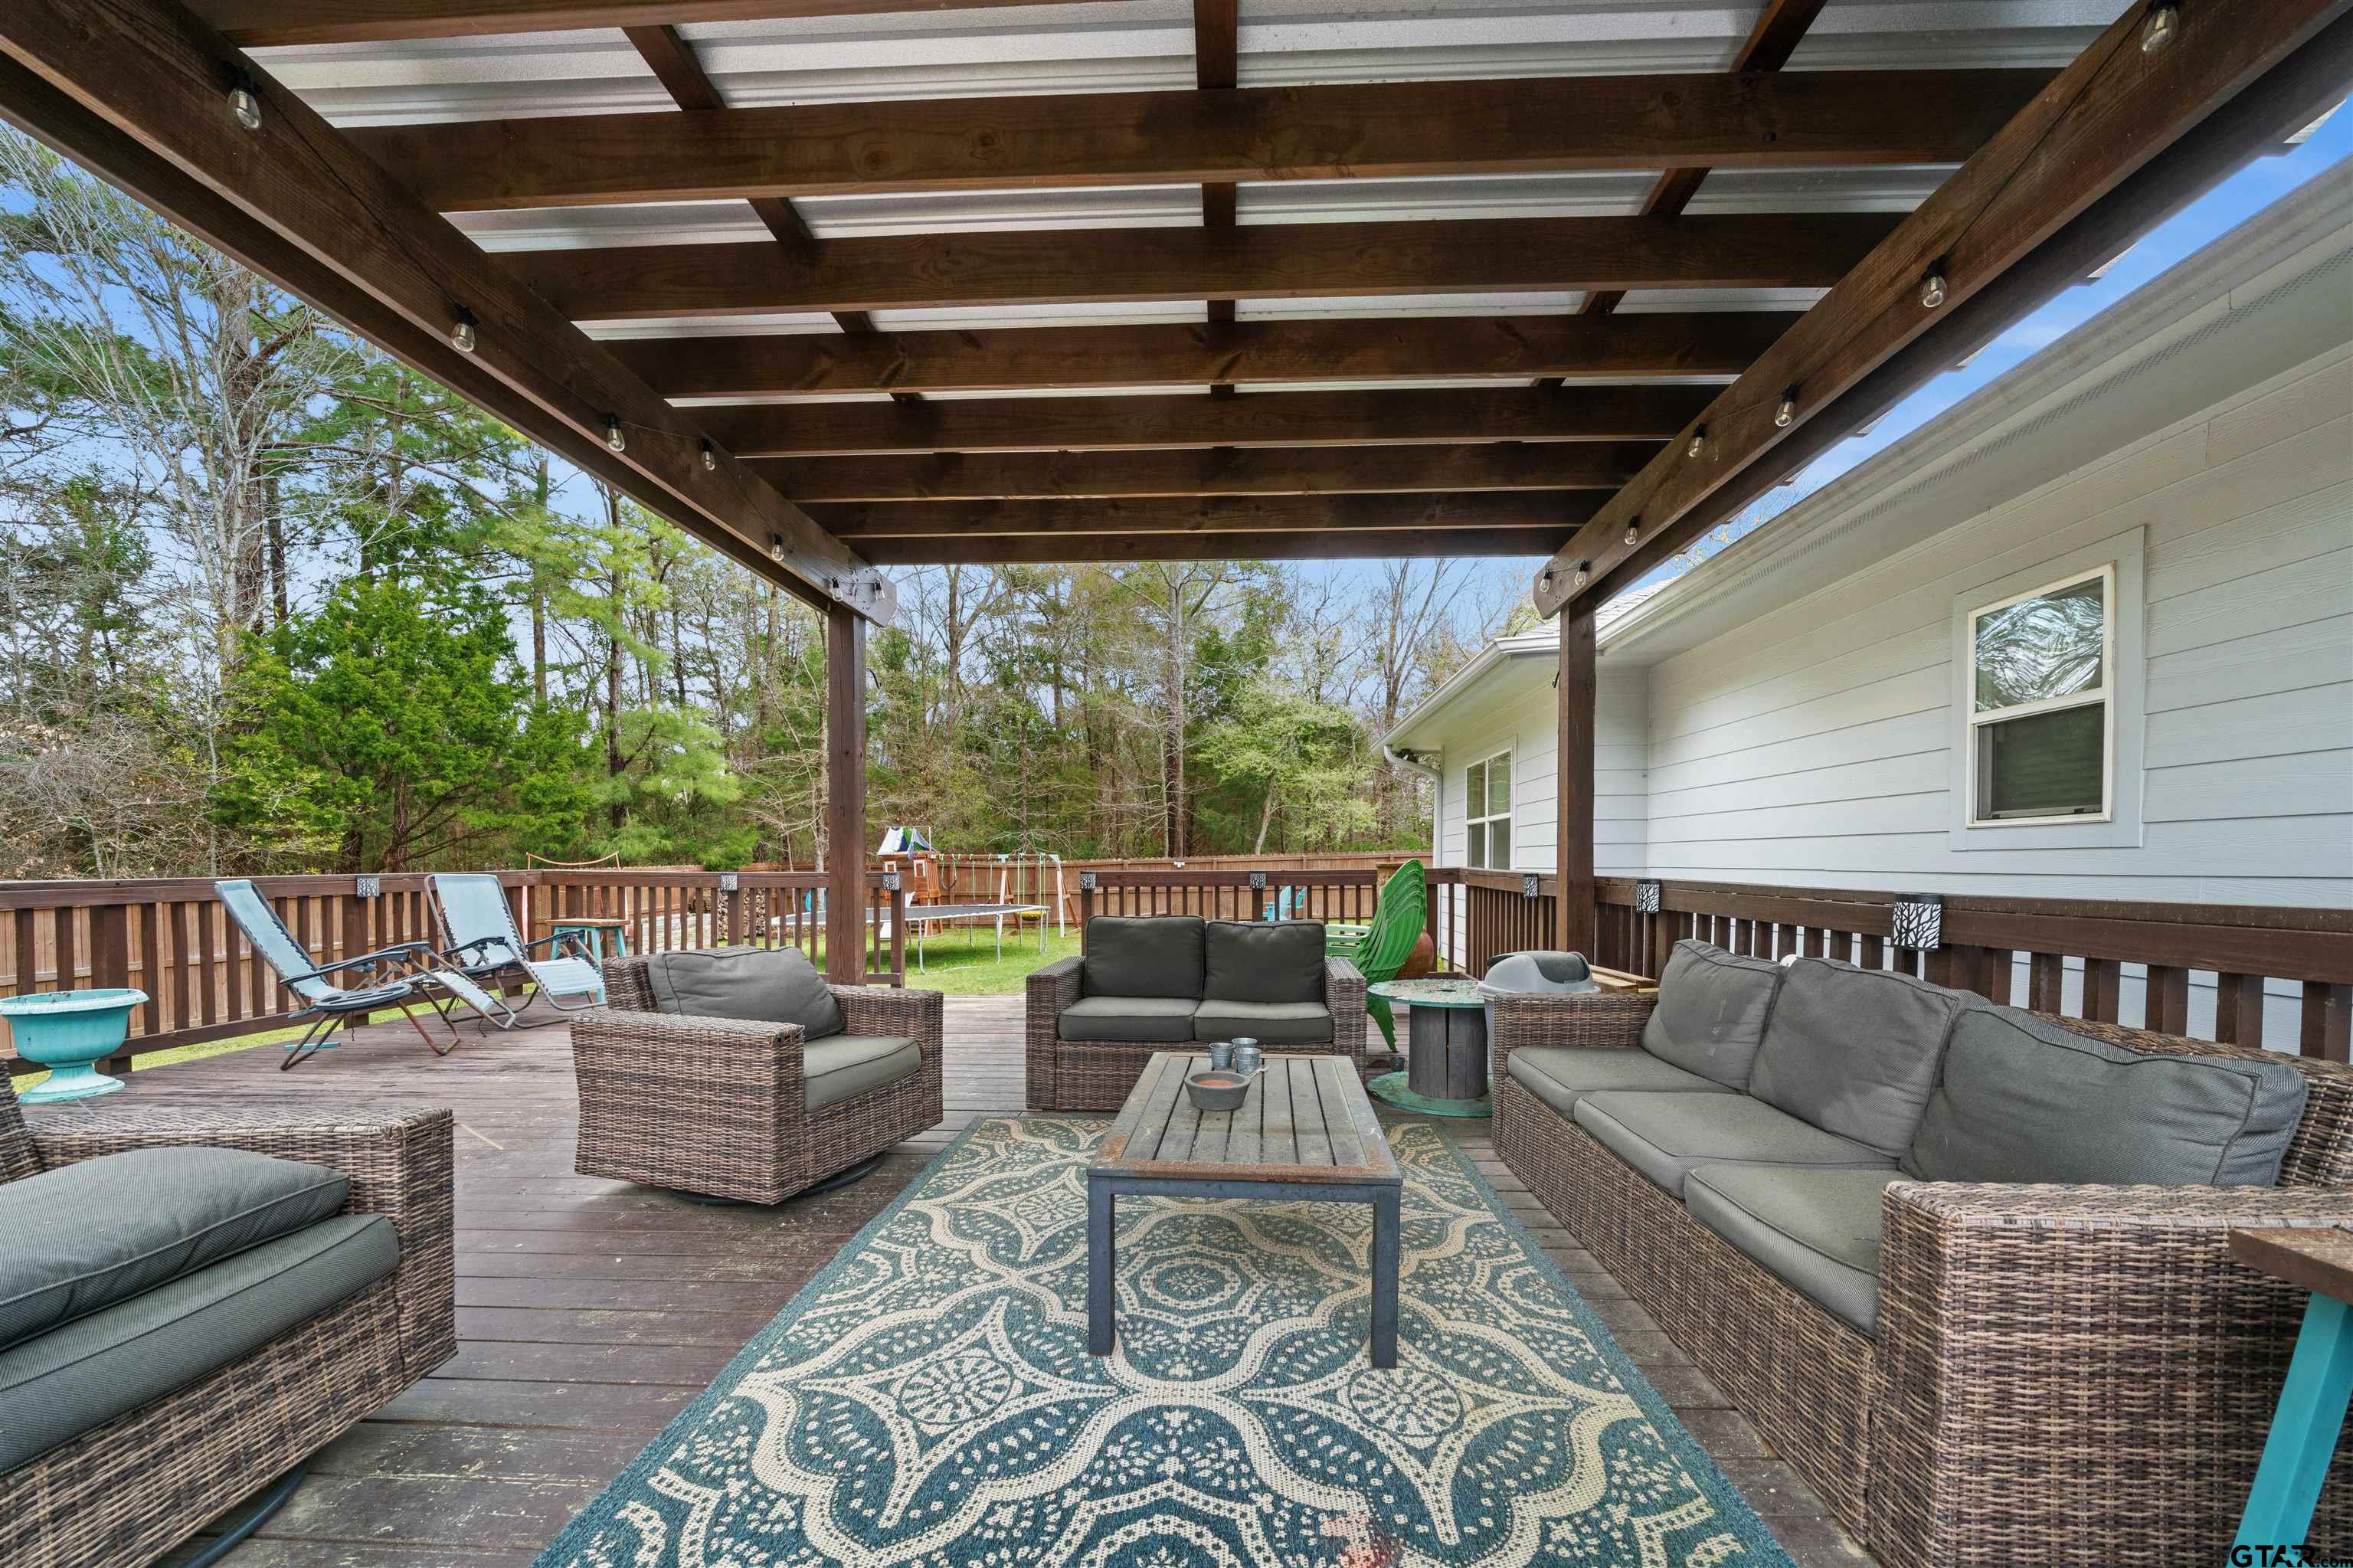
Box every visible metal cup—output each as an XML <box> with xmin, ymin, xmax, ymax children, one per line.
<box><xmin>1207</xmin><ymin>1041</ymin><xmax>1236</xmax><ymax>1072</ymax></box>
<box><xmin>1232</xmin><ymin>1039</ymin><xmax>1263</xmax><ymax>1076</ymax></box>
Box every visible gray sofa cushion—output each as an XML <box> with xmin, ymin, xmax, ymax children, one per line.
<box><xmin>1904</xmin><ymin>1002</ymin><xmax>2312</xmax><ymax>1186</ymax></box>
<box><xmin>645</xmin><ymin>945</ymin><xmax>843</xmax><ymax>1043</ymax></box>
<box><xmin>0</xmin><ymin>1213</ymin><xmax>398</xmax><ymax>1472</ymax></box>
<box><xmin>1749</xmin><ymin>957</ymin><xmax>1966</xmax><ymax>1157</ymax></box>
<box><xmin>1203</xmin><ymin>921</ymin><xmax>1326</xmax><ymax>1005</ymax></box>
<box><xmin>0</xmin><ymin>1147</ymin><xmax>349</xmax><ymax>1352</ymax></box>
<box><xmin>1083</xmin><ymin>917</ymin><xmax>1205</xmax><ymax>1000</ymax></box>
<box><xmin>1059</xmin><ymin>995</ymin><xmax>1199</xmax><ymax>1043</ymax></box>
<box><xmin>1507</xmin><ymin>1047</ymin><xmax>1736</xmax><ymax>1118</ymax></box>
<box><xmin>1193</xmin><ymin>1000</ymin><xmax>1334</xmax><ymax>1046</ymax></box>
<box><xmin>1573</xmin><ymin>1091</ymin><xmax>1895</xmax><ymax>1199</ymax></box>
<box><xmin>803</xmin><ymin>1035</ymin><xmax>921</xmax><ymax>1113</ymax></box>
<box><xmin>1640</xmin><ymin>940</ymin><xmax>1785</xmax><ymax>1091</ymax></box>
<box><xmin>1686</xmin><ymin>1166</ymin><xmax>1902</xmax><ymax>1337</ymax></box>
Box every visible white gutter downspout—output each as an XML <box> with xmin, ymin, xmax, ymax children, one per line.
<box><xmin>1384</xmin><ymin>746</ymin><xmax>1442</xmax><ymax>866</ymax></box>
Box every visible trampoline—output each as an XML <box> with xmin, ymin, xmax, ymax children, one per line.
<box><xmin>898</xmin><ymin>902</ymin><xmax>1051</xmax><ymax>970</ymax></box>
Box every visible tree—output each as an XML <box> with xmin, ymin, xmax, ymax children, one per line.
<box><xmin>216</xmin><ymin>575</ymin><xmax>588</xmax><ymax>871</ymax></box>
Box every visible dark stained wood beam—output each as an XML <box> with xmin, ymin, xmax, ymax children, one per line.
<box><xmin>1195</xmin><ymin>0</ymin><xmax>1239</xmax><ymax>372</ymax></box>
<box><xmin>1535</xmin><ymin>0</ymin><xmax>2353</xmax><ymax>618</ymax></box>
<box><xmin>808</xmin><ymin>491</ymin><xmax>1600</xmax><ymax>538</ymax></box>
<box><xmin>703</xmin><ymin>385</ymin><xmax>1715</xmax><ymax>457</ymax></box>
<box><xmin>1556</xmin><ymin>603</ymin><xmax>1596</xmax><ymax>954</ymax></box>
<box><xmin>351</xmin><ymin>71</ymin><xmax>2044</xmax><ymax>211</ymax></box>
<box><xmin>505</xmin><ymin>214</ymin><xmax>1899</xmax><ymax>320</ymax></box>
<box><xmin>823</xmin><ymin>599</ymin><xmax>866</xmax><ymax>985</ymax></box>
<box><xmin>0</xmin><ymin>0</ymin><xmax>885</xmax><ymax>621</ymax></box>
<box><xmin>1583</xmin><ymin>0</ymin><xmax>1828</xmax><ymax>318</ymax></box>
<box><xmin>610</xmin><ymin>312</ymin><xmax>1797</xmax><ymax>398</ymax></box>
<box><xmin>198</xmin><ymin>0</ymin><xmax>1086</xmax><ymax>46</ymax></box>
<box><xmin>616</xmin><ymin>25</ymin><xmax>903</xmax><ymax>368</ymax></box>
<box><xmin>856</xmin><ymin>528</ymin><xmax>1571</xmax><ymax>566</ymax></box>
<box><xmin>1574</xmin><ymin>6</ymin><xmax>2353</xmax><ymax>611</ymax></box>
<box><xmin>753</xmin><ymin>443</ymin><xmax>1657</xmax><ymax>501</ymax></box>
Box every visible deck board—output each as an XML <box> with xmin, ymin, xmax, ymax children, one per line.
<box><xmin>13</xmin><ymin>993</ymin><xmax>1871</xmax><ymax>1566</ymax></box>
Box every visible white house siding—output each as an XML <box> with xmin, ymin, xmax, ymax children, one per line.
<box><xmin>1639</xmin><ymin>347</ymin><xmax>2353</xmax><ymax>1048</ymax></box>
<box><xmin>1432</xmin><ymin>665</ymin><xmax>1646</xmax><ymax>966</ymax></box>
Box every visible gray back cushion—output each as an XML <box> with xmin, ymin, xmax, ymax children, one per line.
<box><xmin>645</xmin><ymin>945</ymin><xmax>843</xmax><ymax>1041</ymax></box>
<box><xmin>1641</xmin><ymin>940</ymin><xmax>1785</xmax><ymax>1090</ymax></box>
<box><xmin>0</xmin><ymin>1147</ymin><xmax>349</xmax><ymax>1351</ymax></box>
<box><xmin>1749</xmin><ymin>957</ymin><xmax>1967</xmax><ymax>1157</ymax></box>
<box><xmin>1084</xmin><ymin>916</ymin><xmax>1205</xmax><ymax>1000</ymax></box>
<box><xmin>1203</xmin><ymin>920</ymin><xmax>1326</xmax><ymax>1004</ymax></box>
<box><xmin>1906</xmin><ymin>1002</ymin><xmax>2311</xmax><ymax>1186</ymax></box>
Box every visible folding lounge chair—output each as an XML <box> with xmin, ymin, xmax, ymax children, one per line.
<box><xmin>430</xmin><ymin>873</ymin><xmax>608</xmax><ymax>1027</ymax></box>
<box><xmin>214</xmin><ymin>879</ymin><xmax>499</xmax><ymax>1069</ymax></box>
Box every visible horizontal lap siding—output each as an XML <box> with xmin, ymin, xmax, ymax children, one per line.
<box><xmin>1641</xmin><ymin>343</ymin><xmax>2352</xmax><ymax>1051</ymax></box>
<box><xmin>1436</xmin><ymin>668</ymin><xmax>1646</xmax><ymax>967</ymax></box>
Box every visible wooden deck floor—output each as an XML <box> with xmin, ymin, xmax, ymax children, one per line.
<box><xmin>32</xmin><ymin>995</ymin><xmax>1870</xmax><ymax>1568</ymax></box>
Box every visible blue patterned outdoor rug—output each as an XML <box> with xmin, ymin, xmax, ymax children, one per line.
<box><xmin>537</xmin><ymin>1116</ymin><xmax>1793</xmax><ymax>1568</ymax></box>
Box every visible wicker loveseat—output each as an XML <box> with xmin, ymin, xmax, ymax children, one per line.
<box><xmin>0</xmin><ymin>1082</ymin><xmax>455</xmax><ymax>1568</ymax></box>
<box><xmin>1028</xmin><ymin>915</ymin><xmax>1367</xmax><ymax>1111</ymax></box>
<box><xmin>1491</xmin><ymin>940</ymin><xmax>2353</xmax><ymax>1568</ymax></box>
<box><xmin>572</xmin><ymin>947</ymin><xmax>944</xmax><ymax>1203</ymax></box>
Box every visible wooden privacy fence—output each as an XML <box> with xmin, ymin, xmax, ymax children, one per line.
<box><xmin>0</xmin><ymin>869</ymin><xmax>908</xmax><ymax>1076</ymax></box>
<box><xmin>1441</xmin><ymin>871</ymin><xmax>2352</xmax><ymax>1061</ymax></box>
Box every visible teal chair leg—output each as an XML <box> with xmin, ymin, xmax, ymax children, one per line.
<box><xmin>2237</xmin><ymin>1291</ymin><xmax>2353</xmax><ymax>1553</ymax></box>
<box><xmin>1367</xmin><ymin>994</ymin><xmax>1397</xmax><ymax>1053</ymax></box>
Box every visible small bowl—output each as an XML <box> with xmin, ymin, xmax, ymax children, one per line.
<box><xmin>1185</xmin><ymin>1070</ymin><xmax>1252</xmax><ymax>1112</ymax></box>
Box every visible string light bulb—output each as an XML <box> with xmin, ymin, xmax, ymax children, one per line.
<box><xmin>699</xmin><ymin>440</ymin><xmax>717</xmax><ymax>473</ymax></box>
<box><xmin>450</xmin><ymin>307</ymin><xmax>477</xmax><ymax>355</ymax></box>
<box><xmin>1686</xmin><ymin>425</ymin><xmax>1707</xmax><ymax>460</ymax></box>
<box><xmin>1622</xmin><ymin>520</ymin><xmax>1640</xmax><ymax>548</ymax></box>
<box><xmin>603</xmin><ymin>415</ymin><xmax>627</xmax><ymax>454</ymax></box>
<box><xmin>227</xmin><ymin>77</ymin><xmax>262</xmax><ymax>133</ymax></box>
<box><xmin>2141</xmin><ymin>4</ymin><xmax>2178</xmax><ymax>52</ymax></box>
<box><xmin>1919</xmin><ymin>269</ymin><xmax>1949</xmax><ymax>309</ymax></box>
<box><xmin>1775</xmin><ymin>388</ymin><xmax>1798</xmax><ymax>428</ymax></box>
<box><xmin>1571</xmin><ymin>562</ymin><xmax>1591</xmax><ymax>590</ymax></box>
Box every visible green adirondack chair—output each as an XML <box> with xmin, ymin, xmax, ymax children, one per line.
<box><xmin>1329</xmin><ymin>859</ymin><xmax>1426</xmax><ymax>1051</ymax></box>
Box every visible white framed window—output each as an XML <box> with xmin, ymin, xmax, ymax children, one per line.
<box><xmin>1464</xmin><ymin>750</ymin><xmax>1512</xmax><ymax>869</ymax></box>
<box><xmin>1964</xmin><ymin>563</ymin><xmax>2114</xmax><ymax>827</ymax></box>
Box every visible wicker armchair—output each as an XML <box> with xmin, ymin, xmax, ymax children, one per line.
<box><xmin>571</xmin><ymin>954</ymin><xmax>944</xmax><ymax>1203</ymax></box>
<box><xmin>1489</xmin><ymin>989</ymin><xmax>2353</xmax><ymax>1568</ymax></box>
<box><xmin>1027</xmin><ymin>951</ymin><xmax>1366</xmax><ymax>1111</ymax></box>
<box><xmin>0</xmin><ymin>1084</ymin><xmax>455</xmax><ymax>1568</ymax></box>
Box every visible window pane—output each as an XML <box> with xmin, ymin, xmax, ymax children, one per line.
<box><xmin>1489</xmin><ymin>820</ymin><xmax>1512</xmax><ymax>869</ymax></box>
<box><xmin>1465</xmin><ymin>761</ymin><xmax>1485</xmax><ymax>817</ymax></box>
<box><xmin>1466</xmin><ymin>823</ymin><xmax>1486</xmax><ymax>869</ymax></box>
<box><xmin>1974</xmin><ymin>575</ymin><xmax>2105</xmax><ymax>712</ymax></box>
<box><xmin>1487</xmin><ymin>755</ymin><xmax>1511</xmax><ymax>817</ymax></box>
<box><xmin>1977</xmin><ymin>702</ymin><xmax>2106</xmax><ymax>820</ymax></box>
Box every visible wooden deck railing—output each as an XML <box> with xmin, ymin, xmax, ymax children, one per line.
<box><xmin>1429</xmin><ymin>870</ymin><xmax>2351</xmax><ymax>1060</ymax></box>
<box><xmin>0</xmin><ymin>869</ymin><xmax>908</xmax><ymax>1076</ymax></box>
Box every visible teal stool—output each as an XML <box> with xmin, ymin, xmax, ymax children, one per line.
<box><xmin>550</xmin><ymin>918</ymin><xmax>630</xmax><ymax>968</ymax></box>
<box><xmin>2234</xmin><ymin>1228</ymin><xmax>2353</xmax><ymax>1556</ymax></box>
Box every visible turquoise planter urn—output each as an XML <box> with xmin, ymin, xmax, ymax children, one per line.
<box><xmin>2</xmin><ymin>988</ymin><xmax>146</xmax><ymax>1104</ymax></box>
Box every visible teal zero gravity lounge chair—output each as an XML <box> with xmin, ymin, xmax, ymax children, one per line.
<box><xmin>430</xmin><ymin>872</ymin><xmax>609</xmax><ymax>1026</ymax></box>
<box><xmin>214</xmin><ymin>879</ymin><xmax>500</xmax><ymax>1069</ymax></box>
<box><xmin>1328</xmin><ymin>859</ymin><xmax>1426</xmax><ymax>1051</ymax></box>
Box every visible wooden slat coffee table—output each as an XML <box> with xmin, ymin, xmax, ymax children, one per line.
<box><xmin>1087</xmin><ymin>1050</ymin><xmax>1402</xmax><ymax>1367</ymax></box>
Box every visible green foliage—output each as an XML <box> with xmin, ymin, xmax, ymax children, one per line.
<box><xmin>215</xmin><ymin>575</ymin><xmax>588</xmax><ymax>871</ymax></box>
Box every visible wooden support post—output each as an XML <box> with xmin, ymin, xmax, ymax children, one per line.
<box><xmin>824</xmin><ymin>599</ymin><xmax>868</xmax><ymax>986</ymax></box>
<box><xmin>1556</xmin><ymin>604</ymin><xmax>1596</xmax><ymax>957</ymax></box>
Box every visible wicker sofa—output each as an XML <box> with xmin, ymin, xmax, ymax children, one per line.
<box><xmin>0</xmin><ymin>1082</ymin><xmax>455</xmax><ymax>1568</ymax></box>
<box><xmin>572</xmin><ymin>948</ymin><xmax>944</xmax><ymax>1203</ymax></box>
<box><xmin>1491</xmin><ymin>939</ymin><xmax>2353</xmax><ymax>1568</ymax></box>
<box><xmin>1028</xmin><ymin>915</ymin><xmax>1367</xmax><ymax>1111</ymax></box>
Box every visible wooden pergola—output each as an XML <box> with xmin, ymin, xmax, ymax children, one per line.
<box><xmin>2</xmin><ymin>0</ymin><xmax>2346</xmax><ymax>978</ymax></box>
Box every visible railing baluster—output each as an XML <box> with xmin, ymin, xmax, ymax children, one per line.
<box><xmin>2083</xmin><ymin>957</ymin><xmax>2122</xmax><ymax>1023</ymax></box>
<box><xmin>2216</xmin><ymin>971</ymin><xmax>2267</xmax><ymax>1046</ymax></box>
<box><xmin>2146</xmin><ymin>964</ymin><xmax>2190</xmax><ymax>1035</ymax></box>
<box><xmin>2304</xmin><ymin>981</ymin><xmax>2351</xmax><ymax>1063</ymax></box>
